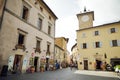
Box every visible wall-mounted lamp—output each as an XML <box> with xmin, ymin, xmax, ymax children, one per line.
<box><xmin>26</xmin><ymin>51</ymin><xmax>28</xmax><ymax>53</ymax></box>
<box><xmin>12</xmin><ymin>48</ymin><xmax>16</xmax><ymax>51</ymax></box>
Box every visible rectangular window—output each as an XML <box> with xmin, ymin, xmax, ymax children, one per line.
<box><xmin>18</xmin><ymin>33</ymin><xmax>25</xmax><ymax>45</ymax></box>
<box><xmin>47</xmin><ymin>44</ymin><xmax>50</xmax><ymax>52</ymax></box>
<box><xmin>37</xmin><ymin>18</ymin><xmax>42</xmax><ymax>30</ymax></box>
<box><xmin>48</xmin><ymin>26</ymin><xmax>51</xmax><ymax>35</ymax></box>
<box><xmin>22</xmin><ymin>6</ymin><xmax>29</xmax><ymax>20</ymax></box>
<box><xmin>17</xmin><ymin>28</ymin><xmax>28</xmax><ymax>49</ymax></box>
<box><xmin>46</xmin><ymin>44</ymin><xmax>50</xmax><ymax>55</ymax></box>
<box><xmin>95</xmin><ymin>31</ymin><xmax>99</xmax><ymax>36</ymax></box>
<box><xmin>110</xmin><ymin>28</ymin><xmax>116</xmax><ymax>33</ymax></box>
<box><xmin>112</xmin><ymin>40</ymin><xmax>118</xmax><ymax>46</ymax></box>
<box><xmin>17</xmin><ymin>33</ymin><xmax>25</xmax><ymax>49</ymax></box>
<box><xmin>35</xmin><ymin>40</ymin><xmax>41</xmax><ymax>53</ymax></box>
<box><xmin>95</xmin><ymin>42</ymin><xmax>100</xmax><ymax>48</ymax></box>
<box><xmin>83</xmin><ymin>43</ymin><xmax>87</xmax><ymax>49</ymax></box>
<box><xmin>36</xmin><ymin>40</ymin><xmax>40</xmax><ymax>48</ymax></box>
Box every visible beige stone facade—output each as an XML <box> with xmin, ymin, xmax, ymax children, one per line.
<box><xmin>0</xmin><ymin>0</ymin><xmax>6</xmax><ymax>28</ymax></box>
<box><xmin>55</xmin><ymin>37</ymin><xmax>69</xmax><ymax>63</ymax></box>
<box><xmin>76</xmin><ymin>10</ymin><xmax>120</xmax><ymax>70</ymax></box>
<box><xmin>71</xmin><ymin>43</ymin><xmax>79</xmax><ymax>62</ymax></box>
<box><xmin>55</xmin><ymin>44</ymin><xmax>64</xmax><ymax>63</ymax></box>
<box><xmin>0</xmin><ymin>0</ymin><xmax>57</xmax><ymax>73</ymax></box>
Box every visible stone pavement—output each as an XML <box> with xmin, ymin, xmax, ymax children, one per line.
<box><xmin>74</xmin><ymin>70</ymin><xmax>120</xmax><ymax>78</ymax></box>
<box><xmin>0</xmin><ymin>68</ymin><xmax>120</xmax><ymax>80</ymax></box>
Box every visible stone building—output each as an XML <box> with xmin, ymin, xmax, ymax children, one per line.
<box><xmin>0</xmin><ymin>0</ymin><xmax>6</xmax><ymax>28</ymax></box>
<box><xmin>71</xmin><ymin>43</ymin><xmax>79</xmax><ymax>62</ymax></box>
<box><xmin>55</xmin><ymin>37</ymin><xmax>69</xmax><ymax>65</ymax></box>
<box><xmin>76</xmin><ymin>10</ymin><xmax>120</xmax><ymax>70</ymax></box>
<box><xmin>0</xmin><ymin>0</ymin><xmax>57</xmax><ymax>73</ymax></box>
<box><xmin>55</xmin><ymin>44</ymin><xmax>64</xmax><ymax>63</ymax></box>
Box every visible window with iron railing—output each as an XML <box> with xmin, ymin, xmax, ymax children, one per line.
<box><xmin>35</xmin><ymin>40</ymin><xmax>41</xmax><ymax>53</ymax></box>
<box><xmin>15</xmin><ymin>33</ymin><xmax>26</xmax><ymax>50</ymax></box>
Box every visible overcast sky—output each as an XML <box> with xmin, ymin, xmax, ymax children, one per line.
<box><xmin>44</xmin><ymin>0</ymin><xmax>120</xmax><ymax>53</ymax></box>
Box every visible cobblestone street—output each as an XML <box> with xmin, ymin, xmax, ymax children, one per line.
<box><xmin>0</xmin><ymin>68</ymin><xmax>119</xmax><ymax>80</ymax></box>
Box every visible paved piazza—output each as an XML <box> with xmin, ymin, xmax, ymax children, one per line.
<box><xmin>0</xmin><ymin>68</ymin><xmax>119</xmax><ymax>80</ymax></box>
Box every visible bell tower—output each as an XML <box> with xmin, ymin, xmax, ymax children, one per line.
<box><xmin>77</xmin><ymin>8</ymin><xmax>94</xmax><ymax>30</ymax></box>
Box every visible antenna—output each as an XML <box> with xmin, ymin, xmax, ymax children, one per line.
<box><xmin>84</xmin><ymin>6</ymin><xmax>86</xmax><ymax>12</ymax></box>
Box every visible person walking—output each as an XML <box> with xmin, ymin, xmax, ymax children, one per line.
<box><xmin>70</xmin><ymin>60</ymin><xmax>73</xmax><ymax>70</ymax></box>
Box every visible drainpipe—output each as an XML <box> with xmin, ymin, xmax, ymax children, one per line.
<box><xmin>0</xmin><ymin>0</ymin><xmax>7</xmax><ymax>30</ymax></box>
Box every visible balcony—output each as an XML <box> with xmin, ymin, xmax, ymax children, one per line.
<box><xmin>15</xmin><ymin>44</ymin><xmax>26</xmax><ymax>51</ymax></box>
<box><xmin>34</xmin><ymin>48</ymin><xmax>41</xmax><ymax>53</ymax></box>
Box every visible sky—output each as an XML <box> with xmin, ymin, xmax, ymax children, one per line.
<box><xmin>44</xmin><ymin>0</ymin><xmax>120</xmax><ymax>53</ymax></box>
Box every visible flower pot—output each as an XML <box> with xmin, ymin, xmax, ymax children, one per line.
<box><xmin>30</xmin><ymin>66</ymin><xmax>35</xmax><ymax>73</ymax></box>
<box><xmin>40</xmin><ymin>67</ymin><xmax>44</xmax><ymax>72</ymax></box>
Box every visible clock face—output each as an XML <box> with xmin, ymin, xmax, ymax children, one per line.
<box><xmin>81</xmin><ymin>15</ymin><xmax>89</xmax><ymax>22</ymax></box>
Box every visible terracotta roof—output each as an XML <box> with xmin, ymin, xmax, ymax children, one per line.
<box><xmin>55</xmin><ymin>37</ymin><xmax>69</xmax><ymax>43</ymax></box>
<box><xmin>55</xmin><ymin>44</ymin><xmax>64</xmax><ymax>51</ymax></box>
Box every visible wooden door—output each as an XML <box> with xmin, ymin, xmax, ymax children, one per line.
<box><xmin>84</xmin><ymin>60</ymin><xmax>88</xmax><ymax>70</ymax></box>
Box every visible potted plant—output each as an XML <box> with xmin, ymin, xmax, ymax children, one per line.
<box><xmin>114</xmin><ymin>65</ymin><xmax>120</xmax><ymax>72</ymax></box>
<box><xmin>30</xmin><ymin>66</ymin><xmax>35</xmax><ymax>73</ymax></box>
<box><xmin>40</xmin><ymin>65</ymin><xmax>44</xmax><ymax>72</ymax></box>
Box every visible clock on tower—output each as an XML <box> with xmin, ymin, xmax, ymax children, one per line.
<box><xmin>77</xmin><ymin>10</ymin><xmax>94</xmax><ymax>30</ymax></box>
<box><xmin>81</xmin><ymin>15</ymin><xmax>90</xmax><ymax>22</ymax></box>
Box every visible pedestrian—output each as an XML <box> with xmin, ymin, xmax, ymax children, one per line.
<box><xmin>75</xmin><ymin>61</ymin><xmax>78</xmax><ymax>70</ymax></box>
<box><xmin>101</xmin><ymin>62</ymin><xmax>106</xmax><ymax>71</ymax></box>
<box><xmin>59</xmin><ymin>62</ymin><xmax>62</xmax><ymax>69</ymax></box>
<box><xmin>45</xmin><ymin>63</ymin><xmax>49</xmax><ymax>71</ymax></box>
<box><xmin>70</xmin><ymin>61</ymin><xmax>73</xmax><ymax>70</ymax></box>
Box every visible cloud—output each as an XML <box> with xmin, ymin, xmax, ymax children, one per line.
<box><xmin>55</xmin><ymin>15</ymin><xmax>78</xmax><ymax>52</ymax></box>
<box><xmin>44</xmin><ymin>0</ymin><xmax>120</xmax><ymax>52</ymax></box>
<box><xmin>56</xmin><ymin>15</ymin><xmax>78</xmax><ymax>35</ymax></box>
<box><xmin>77</xmin><ymin>0</ymin><xmax>120</xmax><ymax>26</ymax></box>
